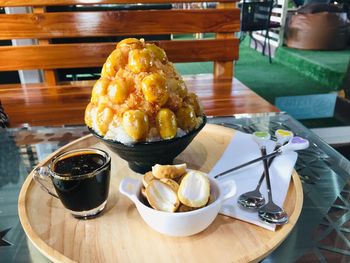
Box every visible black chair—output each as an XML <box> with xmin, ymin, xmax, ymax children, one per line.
<box><xmin>240</xmin><ymin>0</ymin><xmax>276</xmax><ymax>63</ymax></box>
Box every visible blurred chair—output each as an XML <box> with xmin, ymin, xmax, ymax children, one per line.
<box><xmin>0</xmin><ymin>100</ymin><xmax>9</xmax><ymax>128</ymax></box>
<box><xmin>240</xmin><ymin>0</ymin><xmax>276</xmax><ymax>63</ymax></box>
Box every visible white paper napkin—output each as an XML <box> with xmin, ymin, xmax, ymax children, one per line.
<box><xmin>209</xmin><ymin>131</ymin><xmax>298</xmax><ymax>231</ymax></box>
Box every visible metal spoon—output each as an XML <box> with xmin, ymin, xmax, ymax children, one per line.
<box><xmin>237</xmin><ymin>131</ymin><xmax>270</xmax><ymax>209</ymax></box>
<box><xmin>258</xmin><ymin>144</ymin><xmax>289</xmax><ymax>225</ymax></box>
<box><xmin>257</xmin><ymin>131</ymin><xmax>301</xmax><ymax>225</ymax></box>
<box><xmin>238</xmin><ymin>130</ymin><xmax>294</xmax><ymax>209</ymax></box>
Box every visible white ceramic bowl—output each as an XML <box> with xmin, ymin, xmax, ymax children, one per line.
<box><xmin>119</xmin><ymin>172</ymin><xmax>236</xmax><ymax>237</ymax></box>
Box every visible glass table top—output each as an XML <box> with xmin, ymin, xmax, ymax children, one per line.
<box><xmin>0</xmin><ymin>113</ymin><xmax>349</xmax><ymax>262</ymax></box>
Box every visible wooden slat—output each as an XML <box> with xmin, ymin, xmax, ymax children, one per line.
<box><xmin>273</xmin><ymin>7</ymin><xmax>283</xmax><ymax>14</ymax></box>
<box><xmin>1</xmin><ymin>77</ymin><xmax>279</xmax><ymax>127</ymax></box>
<box><xmin>0</xmin><ymin>0</ymin><xmax>238</xmax><ymax>7</ymax></box>
<box><xmin>270</xmin><ymin>16</ymin><xmax>282</xmax><ymax>23</ymax></box>
<box><xmin>0</xmin><ymin>9</ymin><xmax>240</xmax><ymax>40</ymax></box>
<box><xmin>0</xmin><ymin>39</ymin><xmax>239</xmax><ymax>71</ymax></box>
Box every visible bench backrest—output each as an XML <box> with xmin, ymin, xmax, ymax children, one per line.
<box><xmin>0</xmin><ymin>0</ymin><xmax>240</xmax><ymax>85</ymax></box>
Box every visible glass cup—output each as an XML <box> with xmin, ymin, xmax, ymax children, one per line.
<box><xmin>33</xmin><ymin>148</ymin><xmax>111</xmax><ymax>219</ymax></box>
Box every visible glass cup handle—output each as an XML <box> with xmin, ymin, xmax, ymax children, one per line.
<box><xmin>32</xmin><ymin>166</ymin><xmax>59</xmax><ymax>198</ymax></box>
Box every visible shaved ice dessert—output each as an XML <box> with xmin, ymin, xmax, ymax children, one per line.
<box><xmin>85</xmin><ymin>38</ymin><xmax>204</xmax><ymax>144</ymax></box>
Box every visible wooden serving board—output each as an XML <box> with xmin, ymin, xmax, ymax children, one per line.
<box><xmin>18</xmin><ymin>124</ymin><xmax>303</xmax><ymax>263</ymax></box>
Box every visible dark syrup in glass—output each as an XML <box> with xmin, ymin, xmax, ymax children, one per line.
<box><xmin>52</xmin><ymin>153</ymin><xmax>110</xmax><ymax>212</ymax></box>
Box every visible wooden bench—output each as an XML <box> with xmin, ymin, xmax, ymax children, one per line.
<box><xmin>0</xmin><ymin>0</ymin><xmax>279</xmax><ymax>127</ymax></box>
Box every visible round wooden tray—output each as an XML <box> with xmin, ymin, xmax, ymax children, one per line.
<box><xmin>18</xmin><ymin>124</ymin><xmax>303</xmax><ymax>263</ymax></box>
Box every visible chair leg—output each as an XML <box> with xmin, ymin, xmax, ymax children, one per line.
<box><xmin>268</xmin><ymin>36</ymin><xmax>272</xmax><ymax>64</ymax></box>
<box><xmin>249</xmin><ymin>32</ymin><xmax>258</xmax><ymax>50</ymax></box>
<box><xmin>262</xmin><ymin>29</ymin><xmax>269</xmax><ymax>56</ymax></box>
<box><xmin>262</xmin><ymin>29</ymin><xmax>272</xmax><ymax>63</ymax></box>
<box><xmin>240</xmin><ymin>32</ymin><xmax>246</xmax><ymax>43</ymax></box>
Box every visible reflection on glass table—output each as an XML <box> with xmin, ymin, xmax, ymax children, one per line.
<box><xmin>0</xmin><ymin>113</ymin><xmax>349</xmax><ymax>262</ymax></box>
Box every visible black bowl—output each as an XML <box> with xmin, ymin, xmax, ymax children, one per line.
<box><xmin>89</xmin><ymin>115</ymin><xmax>207</xmax><ymax>174</ymax></box>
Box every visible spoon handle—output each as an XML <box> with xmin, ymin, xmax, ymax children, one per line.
<box><xmin>255</xmin><ymin>129</ymin><xmax>292</xmax><ymax>189</ymax></box>
<box><xmin>261</xmin><ymin>147</ymin><xmax>273</xmax><ymax>202</ymax></box>
<box><xmin>214</xmin><ymin>135</ymin><xmax>309</xmax><ymax>179</ymax></box>
<box><xmin>255</xmin><ymin>144</ymin><xmax>280</xmax><ymax>189</ymax></box>
<box><xmin>214</xmin><ymin>150</ymin><xmax>281</xmax><ymax>179</ymax></box>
